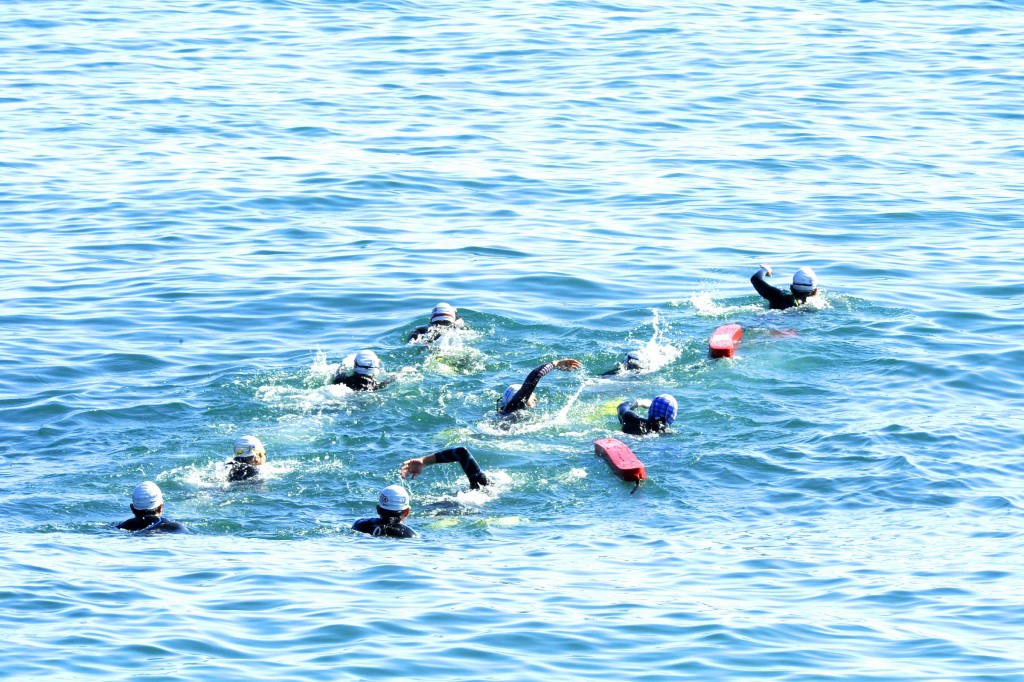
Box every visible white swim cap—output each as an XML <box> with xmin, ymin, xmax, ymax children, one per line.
<box><xmin>501</xmin><ymin>384</ymin><xmax>522</xmax><ymax>408</ymax></box>
<box><xmin>791</xmin><ymin>267</ymin><xmax>818</xmax><ymax>293</ymax></box>
<box><xmin>132</xmin><ymin>481</ymin><xmax>163</xmax><ymax>512</ymax></box>
<box><xmin>353</xmin><ymin>350</ymin><xmax>381</xmax><ymax>376</ymax></box>
<box><xmin>233</xmin><ymin>435</ymin><xmax>265</xmax><ymax>457</ymax></box>
<box><xmin>378</xmin><ymin>484</ymin><xmax>411</xmax><ymax>512</ymax></box>
<box><xmin>430</xmin><ymin>302</ymin><xmax>457</xmax><ymax>324</ymax></box>
<box><xmin>624</xmin><ymin>351</ymin><xmax>645</xmax><ymax>370</ymax></box>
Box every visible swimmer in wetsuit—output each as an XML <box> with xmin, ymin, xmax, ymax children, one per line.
<box><xmin>227</xmin><ymin>435</ymin><xmax>266</xmax><ymax>482</ymax></box>
<box><xmin>751</xmin><ymin>264</ymin><xmax>819</xmax><ymax>310</ymax></box>
<box><xmin>352</xmin><ymin>484</ymin><xmax>416</xmax><ymax>539</ymax></box>
<box><xmin>332</xmin><ymin>350</ymin><xmax>391</xmax><ymax>391</ymax></box>
<box><xmin>408</xmin><ymin>302</ymin><xmax>466</xmax><ymax>343</ymax></box>
<box><xmin>599</xmin><ymin>350</ymin><xmax>646</xmax><ymax>376</ymax></box>
<box><xmin>617</xmin><ymin>394</ymin><xmax>677</xmax><ymax>436</ymax></box>
<box><xmin>116</xmin><ymin>481</ymin><xmax>187</xmax><ymax>534</ymax></box>
<box><xmin>498</xmin><ymin>358</ymin><xmax>582</xmax><ymax>415</ymax></box>
<box><xmin>400</xmin><ymin>446</ymin><xmax>489</xmax><ymax>489</ymax></box>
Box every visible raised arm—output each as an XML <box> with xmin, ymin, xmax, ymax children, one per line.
<box><xmin>400</xmin><ymin>446</ymin><xmax>489</xmax><ymax>489</ymax></box>
<box><xmin>750</xmin><ymin>264</ymin><xmax>788</xmax><ymax>308</ymax></box>
<box><xmin>503</xmin><ymin>359</ymin><xmax>581</xmax><ymax>413</ymax></box>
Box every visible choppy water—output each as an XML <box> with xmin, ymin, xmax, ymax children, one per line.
<box><xmin>2</xmin><ymin>0</ymin><xmax>1024</xmax><ymax>679</ymax></box>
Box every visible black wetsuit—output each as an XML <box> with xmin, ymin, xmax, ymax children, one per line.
<box><xmin>499</xmin><ymin>362</ymin><xmax>555</xmax><ymax>415</ymax></box>
<box><xmin>617</xmin><ymin>399</ymin><xmax>669</xmax><ymax>436</ymax></box>
<box><xmin>227</xmin><ymin>458</ymin><xmax>261</xmax><ymax>482</ymax></box>
<box><xmin>430</xmin><ymin>446</ymin><xmax>489</xmax><ymax>489</ymax></box>
<box><xmin>751</xmin><ymin>270</ymin><xmax>802</xmax><ymax>310</ymax></box>
<box><xmin>352</xmin><ymin>518</ymin><xmax>417</xmax><ymax>538</ymax></box>
<box><xmin>332</xmin><ymin>372</ymin><xmax>387</xmax><ymax>391</ymax></box>
<box><xmin>409</xmin><ymin>316</ymin><xmax>465</xmax><ymax>343</ymax></box>
<box><xmin>600</xmin><ymin>360</ymin><xmax>644</xmax><ymax>376</ymax></box>
<box><xmin>600</xmin><ymin>363</ymin><xmax>628</xmax><ymax>376</ymax></box>
<box><xmin>117</xmin><ymin>515</ymin><xmax>187</xmax><ymax>533</ymax></box>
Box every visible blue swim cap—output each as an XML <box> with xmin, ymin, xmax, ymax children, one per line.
<box><xmin>649</xmin><ymin>394</ymin><xmax>677</xmax><ymax>425</ymax></box>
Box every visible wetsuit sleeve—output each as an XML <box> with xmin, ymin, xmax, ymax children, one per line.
<box><xmin>352</xmin><ymin>518</ymin><xmax>377</xmax><ymax>534</ymax></box>
<box><xmin>408</xmin><ymin>324</ymin><xmax>430</xmax><ymax>341</ymax></box>
<box><xmin>502</xmin><ymin>362</ymin><xmax>555</xmax><ymax>413</ymax></box>
<box><xmin>599</xmin><ymin>364</ymin><xmax>624</xmax><ymax>376</ymax></box>
<box><xmin>617</xmin><ymin>399</ymin><xmax>647</xmax><ymax>436</ymax></box>
<box><xmin>157</xmin><ymin>521</ymin><xmax>188</xmax><ymax>533</ymax></box>
<box><xmin>227</xmin><ymin>458</ymin><xmax>261</xmax><ymax>482</ymax></box>
<box><xmin>430</xmin><ymin>446</ymin><xmax>489</xmax><ymax>489</ymax></box>
<box><xmin>750</xmin><ymin>270</ymin><xmax>791</xmax><ymax>309</ymax></box>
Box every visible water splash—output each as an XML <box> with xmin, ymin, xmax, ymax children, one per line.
<box><xmin>690</xmin><ymin>292</ymin><xmax>763</xmax><ymax>318</ymax></box>
<box><xmin>635</xmin><ymin>309</ymin><xmax>681</xmax><ymax>372</ymax></box>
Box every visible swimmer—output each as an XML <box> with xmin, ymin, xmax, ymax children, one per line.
<box><xmin>751</xmin><ymin>264</ymin><xmax>819</xmax><ymax>310</ymax></box>
<box><xmin>227</xmin><ymin>435</ymin><xmax>266</xmax><ymax>482</ymax></box>
<box><xmin>408</xmin><ymin>302</ymin><xmax>466</xmax><ymax>343</ymax></box>
<box><xmin>599</xmin><ymin>350</ymin><xmax>646</xmax><ymax>376</ymax></box>
<box><xmin>617</xmin><ymin>394</ymin><xmax>677</xmax><ymax>436</ymax></box>
<box><xmin>116</xmin><ymin>481</ymin><xmax>187</xmax><ymax>533</ymax></box>
<box><xmin>332</xmin><ymin>350</ymin><xmax>391</xmax><ymax>391</ymax></box>
<box><xmin>498</xmin><ymin>358</ymin><xmax>582</xmax><ymax>415</ymax></box>
<box><xmin>400</xmin><ymin>446</ymin><xmax>489</xmax><ymax>490</ymax></box>
<box><xmin>352</xmin><ymin>484</ymin><xmax>416</xmax><ymax>539</ymax></box>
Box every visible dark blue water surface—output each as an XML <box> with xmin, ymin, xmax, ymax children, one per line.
<box><xmin>2</xmin><ymin>0</ymin><xmax>1023</xmax><ymax>679</ymax></box>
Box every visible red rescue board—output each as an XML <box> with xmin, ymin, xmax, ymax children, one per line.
<box><xmin>709</xmin><ymin>323</ymin><xmax>743</xmax><ymax>359</ymax></box>
<box><xmin>594</xmin><ymin>438</ymin><xmax>646</xmax><ymax>483</ymax></box>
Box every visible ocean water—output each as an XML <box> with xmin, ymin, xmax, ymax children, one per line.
<box><xmin>2</xmin><ymin>0</ymin><xmax>1023</xmax><ymax>679</ymax></box>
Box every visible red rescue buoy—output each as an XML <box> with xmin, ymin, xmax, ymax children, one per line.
<box><xmin>709</xmin><ymin>323</ymin><xmax>743</xmax><ymax>359</ymax></box>
<box><xmin>594</xmin><ymin>438</ymin><xmax>647</xmax><ymax>486</ymax></box>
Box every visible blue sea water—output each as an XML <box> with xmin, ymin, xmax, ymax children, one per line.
<box><xmin>2</xmin><ymin>0</ymin><xmax>1024</xmax><ymax>679</ymax></box>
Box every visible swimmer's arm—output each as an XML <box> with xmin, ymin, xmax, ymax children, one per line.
<box><xmin>408</xmin><ymin>324</ymin><xmax>430</xmax><ymax>341</ymax></box>
<box><xmin>401</xmin><ymin>446</ymin><xmax>488</xmax><ymax>488</ymax></box>
<box><xmin>617</xmin><ymin>398</ymin><xmax>639</xmax><ymax>422</ymax></box>
<box><xmin>521</xmin><ymin>361</ymin><xmax>555</xmax><ymax>390</ymax></box>
<box><xmin>751</xmin><ymin>266</ymin><xmax>787</xmax><ymax>306</ymax></box>
<box><xmin>504</xmin><ymin>362</ymin><xmax>555</xmax><ymax>410</ymax></box>
<box><xmin>599</xmin><ymin>364</ymin><xmax>623</xmax><ymax>376</ymax></box>
<box><xmin>520</xmin><ymin>358</ymin><xmax>580</xmax><ymax>393</ymax></box>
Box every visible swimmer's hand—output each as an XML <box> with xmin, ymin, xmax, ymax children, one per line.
<box><xmin>758</xmin><ymin>264</ymin><xmax>773</xmax><ymax>277</ymax></box>
<box><xmin>555</xmin><ymin>358</ymin><xmax>582</xmax><ymax>371</ymax></box>
<box><xmin>400</xmin><ymin>458</ymin><xmax>425</xmax><ymax>480</ymax></box>
<box><xmin>636</xmin><ymin>399</ymin><xmax>652</xmax><ymax>409</ymax></box>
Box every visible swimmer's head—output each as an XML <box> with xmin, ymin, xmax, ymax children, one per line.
<box><xmin>430</xmin><ymin>302</ymin><xmax>457</xmax><ymax>325</ymax></box>
<box><xmin>130</xmin><ymin>481</ymin><xmax>163</xmax><ymax>514</ymax></box>
<box><xmin>649</xmin><ymin>394</ymin><xmax>678</xmax><ymax>425</ymax></box>
<box><xmin>624</xmin><ymin>351</ymin><xmax>646</xmax><ymax>371</ymax></box>
<box><xmin>790</xmin><ymin>267</ymin><xmax>818</xmax><ymax>296</ymax></box>
<box><xmin>500</xmin><ymin>383</ymin><xmax>537</xmax><ymax>410</ymax></box>
<box><xmin>377</xmin><ymin>484</ymin><xmax>411</xmax><ymax>521</ymax></box>
<box><xmin>501</xmin><ymin>384</ymin><xmax>521</xmax><ymax>409</ymax></box>
<box><xmin>353</xmin><ymin>350</ymin><xmax>381</xmax><ymax>376</ymax></box>
<box><xmin>232</xmin><ymin>435</ymin><xmax>267</xmax><ymax>466</ymax></box>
